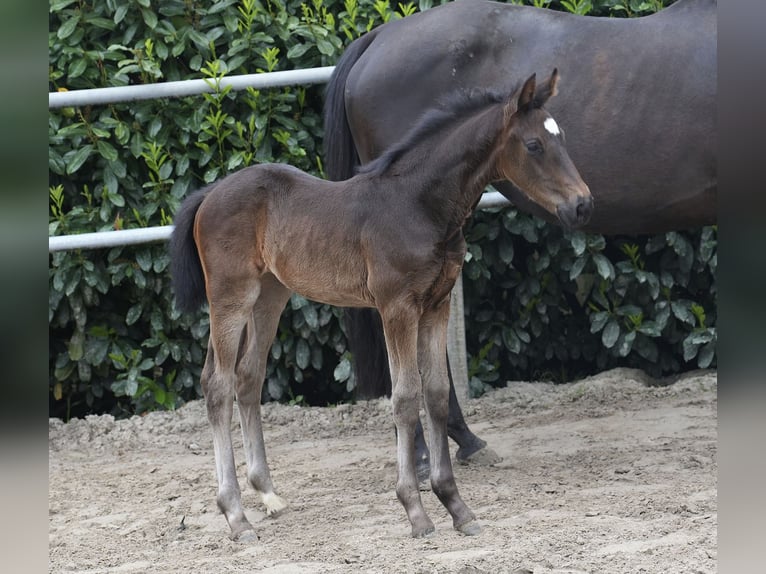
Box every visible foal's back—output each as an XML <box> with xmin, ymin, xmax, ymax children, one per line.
<box><xmin>194</xmin><ymin>163</ymin><xmax>397</xmax><ymax>308</ymax></box>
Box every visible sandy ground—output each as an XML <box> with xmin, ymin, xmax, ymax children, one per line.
<box><xmin>49</xmin><ymin>367</ymin><xmax>717</xmax><ymax>574</ymax></box>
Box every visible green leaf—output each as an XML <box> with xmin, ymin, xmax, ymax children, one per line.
<box><xmin>141</xmin><ymin>8</ymin><xmax>158</xmax><ymax>29</ymax></box>
<box><xmin>637</xmin><ymin>321</ymin><xmax>661</xmax><ymax>337</ymax></box>
<box><xmin>287</xmin><ymin>43</ymin><xmax>312</xmax><ymax>59</ymax></box>
<box><xmin>97</xmin><ymin>140</ymin><xmax>119</xmax><ymax>162</ymax></box>
<box><xmin>698</xmin><ymin>341</ymin><xmax>715</xmax><ymax>368</ymax></box>
<box><xmin>302</xmin><ymin>304</ymin><xmax>319</xmax><ymax>330</ymax></box>
<box><xmin>107</xmin><ymin>192</ymin><xmax>125</xmax><ymax>207</ymax></box>
<box><xmin>50</xmin><ymin>0</ymin><xmax>78</xmax><ymax>10</ymax></box>
<box><xmin>153</xmin><ymin>386</ymin><xmax>167</xmax><ymax>405</ymax></box>
<box><xmin>57</xmin><ymin>14</ymin><xmax>81</xmax><ymax>39</ymax></box>
<box><xmin>65</xmin><ymin>145</ymin><xmax>93</xmax><ymax>175</ymax></box>
<box><xmin>114</xmin><ymin>4</ymin><xmax>129</xmax><ymax>24</ymax></box>
<box><xmin>334</xmin><ymin>357</ymin><xmax>351</xmax><ymax>382</ymax></box>
<box><xmin>136</xmin><ymin>249</ymin><xmax>153</xmax><ymax>272</ymax></box>
<box><xmin>68</xmin><ymin>330</ymin><xmax>84</xmax><ymax>361</ymax></box>
<box><xmin>316</xmin><ymin>36</ymin><xmax>336</xmax><ymax>56</ymax></box>
<box><xmin>68</xmin><ymin>58</ymin><xmax>88</xmax><ymax>79</ymax></box>
<box><xmin>569</xmin><ymin>254</ymin><xmax>588</xmax><ymax>280</ymax></box>
<box><xmin>671</xmin><ymin>301</ymin><xmax>695</xmax><ymax>326</ymax></box>
<box><xmin>296</xmin><ymin>339</ymin><xmax>310</xmax><ymax>369</ymax></box>
<box><xmin>592</xmin><ymin>253</ymin><xmax>615</xmax><ymax>280</ymax></box>
<box><xmin>570</xmin><ymin>231</ymin><xmax>587</xmax><ymax>256</ymax></box>
<box><xmin>602</xmin><ymin>319</ymin><xmax>620</xmax><ymax>349</ymax></box>
<box><xmin>589</xmin><ymin>311</ymin><xmax>609</xmax><ymax>334</ymax></box>
<box><xmin>682</xmin><ymin>335</ymin><xmax>699</xmax><ymax>362</ymax></box>
<box><xmin>502</xmin><ymin>327</ymin><xmax>521</xmax><ymax>354</ymax></box>
<box><xmin>617</xmin><ymin>331</ymin><xmax>635</xmax><ymax>357</ymax></box>
<box><xmin>126</xmin><ymin>303</ymin><xmax>142</xmax><ymax>326</ymax></box>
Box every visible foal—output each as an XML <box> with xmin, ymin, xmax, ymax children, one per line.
<box><xmin>170</xmin><ymin>69</ymin><xmax>591</xmax><ymax>541</ymax></box>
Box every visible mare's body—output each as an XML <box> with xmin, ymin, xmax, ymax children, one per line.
<box><xmin>323</xmin><ymin>0</ymin><xmax>717</xmax><ymax>470</ymax></box>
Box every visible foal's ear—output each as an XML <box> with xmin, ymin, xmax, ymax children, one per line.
<box><xmin>534</xmin><ymin>68</ymin><xmax>560</xmax><ymax>107</ymax></box>
<box><xmin>505</xmin><ymin>73</ymin><xmax>537</xmax><ymax>120</ymax></box>
<box><xmin>517</xmin><ymin>73</ymin><xmax>537</xmax><ymax>112</ymax></box>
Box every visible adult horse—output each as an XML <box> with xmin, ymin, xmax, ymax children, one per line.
<box><xmin>323</xmin><ymin>0</ymin><xmax>717</xmax><ymax>473</ymax></box>
<box><xmin>170</xmin><ymin>71</ymin><xmax>591</xmax><ymax>540</ymax></box>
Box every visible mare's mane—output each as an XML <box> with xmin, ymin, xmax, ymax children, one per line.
<box><xmin>357</xmin><ymin>88</ymin><xmax>507</xmax><ymax>177</ymax></box>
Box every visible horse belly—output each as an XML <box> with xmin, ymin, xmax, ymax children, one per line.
<box><xmin>265</xmin><ymin>240</ymin><xmax>373</xmax><ymax>308</ymax></box>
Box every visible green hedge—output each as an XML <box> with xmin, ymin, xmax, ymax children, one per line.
<box><xmin>49</xmin><ymin>0</ymin><xmax>712</xmax><ymax>419</ymax></box>
<box><xmin>462</xmin><ymin>205</ymin><xmax>716</xmax><ymax>395</ymax></box>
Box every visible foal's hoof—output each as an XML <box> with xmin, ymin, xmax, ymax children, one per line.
<box><xmin>262</xmin><ymin>492</ymin><xmax>288</xmax><ymax>517</ymax></box>
<box><xmin>456</xmin><ymin>445</ymin><xmax>502</xmax><ymax>466</ymax></box>
<box><xmin>455</xmin><ymin>520</ymin><xmax>482</xmax><ymax>536</ymax></box>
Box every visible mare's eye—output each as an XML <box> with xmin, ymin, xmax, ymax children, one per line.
<box><xmin>525</xmin><ymin>140</ymin><xmax>543</xmax><ymax>155</ymax></box>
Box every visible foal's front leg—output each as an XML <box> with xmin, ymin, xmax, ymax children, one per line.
<box><xmin>381</xmin><ymin>305</ymin><xmax>435</xmax><ymax>537</ymax></box>
<box><xmin>418</xmin><ymin>303</ymin><xmax>479</xmax><ymax>535</ymax></box>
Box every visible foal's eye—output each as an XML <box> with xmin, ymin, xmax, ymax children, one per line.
<box><xmin>525</xmin><ymin>140</ymin><xmax>543</xmax><ymax>155</ymax></box>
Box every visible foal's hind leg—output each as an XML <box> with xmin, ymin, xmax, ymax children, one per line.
<box><xmin>203</xmin><ymin>282</ymin><xmax>261</xmax><ymax>541</ymax></box>
<box><xmin>418</xmin><ymin>302</ymin><xmax>479</xmax><ymax>535</ymax></box>
<box><xmin>235</xmin><ymin>274</ymin><xmax>291</xmax><ymax>517</ymax></box>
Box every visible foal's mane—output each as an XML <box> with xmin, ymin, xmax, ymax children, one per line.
<box><xmin>357</xmin><ymin>88</ymin><xmax>507</xmax><ymax>177</ymax></box>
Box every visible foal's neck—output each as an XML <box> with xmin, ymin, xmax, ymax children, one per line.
<box><xmin>415</xmin><ymin>103</ymin><xmax>506</xmax><ymax>229</ymax></box>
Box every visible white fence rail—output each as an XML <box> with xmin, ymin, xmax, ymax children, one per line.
<box><xmin>48</xmin><ymin>192</ymin><xmax>509</xmax><ymax>252</ymax></box>
<box><xmin>48</xmin><ymin>66</ymin><xmax>510</xmax><ymax>254</ymax></box>
<box><xmin>49</xmin><ymin>67</ymin><xmax>335</xmax><ymax>109</ymax></box>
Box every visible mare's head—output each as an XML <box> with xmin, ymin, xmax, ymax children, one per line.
<box><xmin>496</xmin><ymin>69</ymin><xmax>592</xmax><ymax>229</ymax></box>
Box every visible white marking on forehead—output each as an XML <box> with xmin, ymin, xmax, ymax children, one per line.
<box><xmin>544</xmin><ymin>117</ymin><xmax>561</xmax><ymax>136</ymax></box>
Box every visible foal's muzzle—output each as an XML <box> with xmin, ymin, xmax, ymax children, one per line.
<box><xmin>557</xmin><ymin>193</ymin><xmax>594</xmax><ymax>229</ymax></box>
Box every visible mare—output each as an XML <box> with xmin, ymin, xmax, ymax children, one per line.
<box><xmin>170</xmin><ymin>70</ymin><xmax>591</xmax><ymax>540</ymax></box>
<box><xmin>323</xmin><ymin>0</ymin><xmax>717</xmax><ymax>475</ymax></box>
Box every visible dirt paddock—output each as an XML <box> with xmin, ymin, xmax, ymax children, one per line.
<box><xmin>49</xmin><ymin>367</ymin><xmax>717</xmax><ymax>573</ymax></box>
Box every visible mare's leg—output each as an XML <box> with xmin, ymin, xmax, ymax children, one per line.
<box><xmin>235</xmin><ymin>274</ymin><xmax>291</xmax><ymax>516</ymax></box>
<box><xmin>413</xmin><ymin>420</ymin><xmax>431</xmax><ymax>483</ymax></box>
<box><xmin>418</xmin><ymin>303</ymin><xmax>479</xmax><ymax>535</ymax></box>
<box><xmin>380</xmin><ymin>303</ymin><xmax>434</xmax><ymax>538</ymax></box>
<box><xmin>203</xmin><ymin>280</ymin><xmax>261</xmax><ymax>541</ymax></box>
<box><xmin>446</xmin><ymin>355</ymin><xmax>500</xmax><ymax>464</ymax></box>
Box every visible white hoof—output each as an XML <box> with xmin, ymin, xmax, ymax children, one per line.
<box><xmin>261</xmin><ymin>492</ymin><xmax>288</xmax><ymax>517</ymax></box>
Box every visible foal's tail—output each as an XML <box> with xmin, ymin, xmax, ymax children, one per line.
<box><xmin>323</xmin><ymin>30</ymin><xmax>377</xmax><ymax>181</ymax></box>
<box><xmin>169</xmin><ymin>189</ymin><xmax>209</xmax><ymax>313</ymax></box>
<box><xmin>324</xmin><ymin>31</ymin><xmax>393</xmax><ymax>399</ymax></box>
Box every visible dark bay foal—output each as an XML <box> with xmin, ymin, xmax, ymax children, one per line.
<box><xmin>170</xmin><ymin>70</ymin><xmax>591</xmax><ymax>541</ymax></box>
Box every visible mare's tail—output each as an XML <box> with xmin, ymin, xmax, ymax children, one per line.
<box><xmin>323</xmin><ymin>30</ymin><xmax>377</xmax><ymax>181</ymax></box>
<box><xmin>324</xmin><ymin>31</ymin><xmax>393</xmax><ymax>398</ymax></box>
<box><xmin>169</xmin><ymin>189</ymin><xmax>209</xmax><ymax>313</ymax></box>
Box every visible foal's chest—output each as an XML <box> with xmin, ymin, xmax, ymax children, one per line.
<box><xmin>424</xmin><ymin>230</ymin><xmax>466</xmax><ymax>309</ymax></box>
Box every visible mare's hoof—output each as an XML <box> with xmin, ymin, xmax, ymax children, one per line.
<box><xmin>456</xmin><ymin>445</ymin><xmax>502</xmax><ymax>466</ymax></box>
<box><xmin>230</xmin><ymin>527</ymin><xmax>259</xmax><ymax>543</ymax></box>
<box><xmin>411</xmin><ymin>524</ymin><xmax>436</xmax><ymax>538</ymax></box>
<box><xmin>456</xmin><ymin>520</ymin><xmax>482</xmax><ymax>536</ymax></box>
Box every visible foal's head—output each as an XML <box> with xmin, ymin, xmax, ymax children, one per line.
<box><xmin>496</xmin><ymin>69</ymin><xmax>593</xmax><ymax>229</ymax></box>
